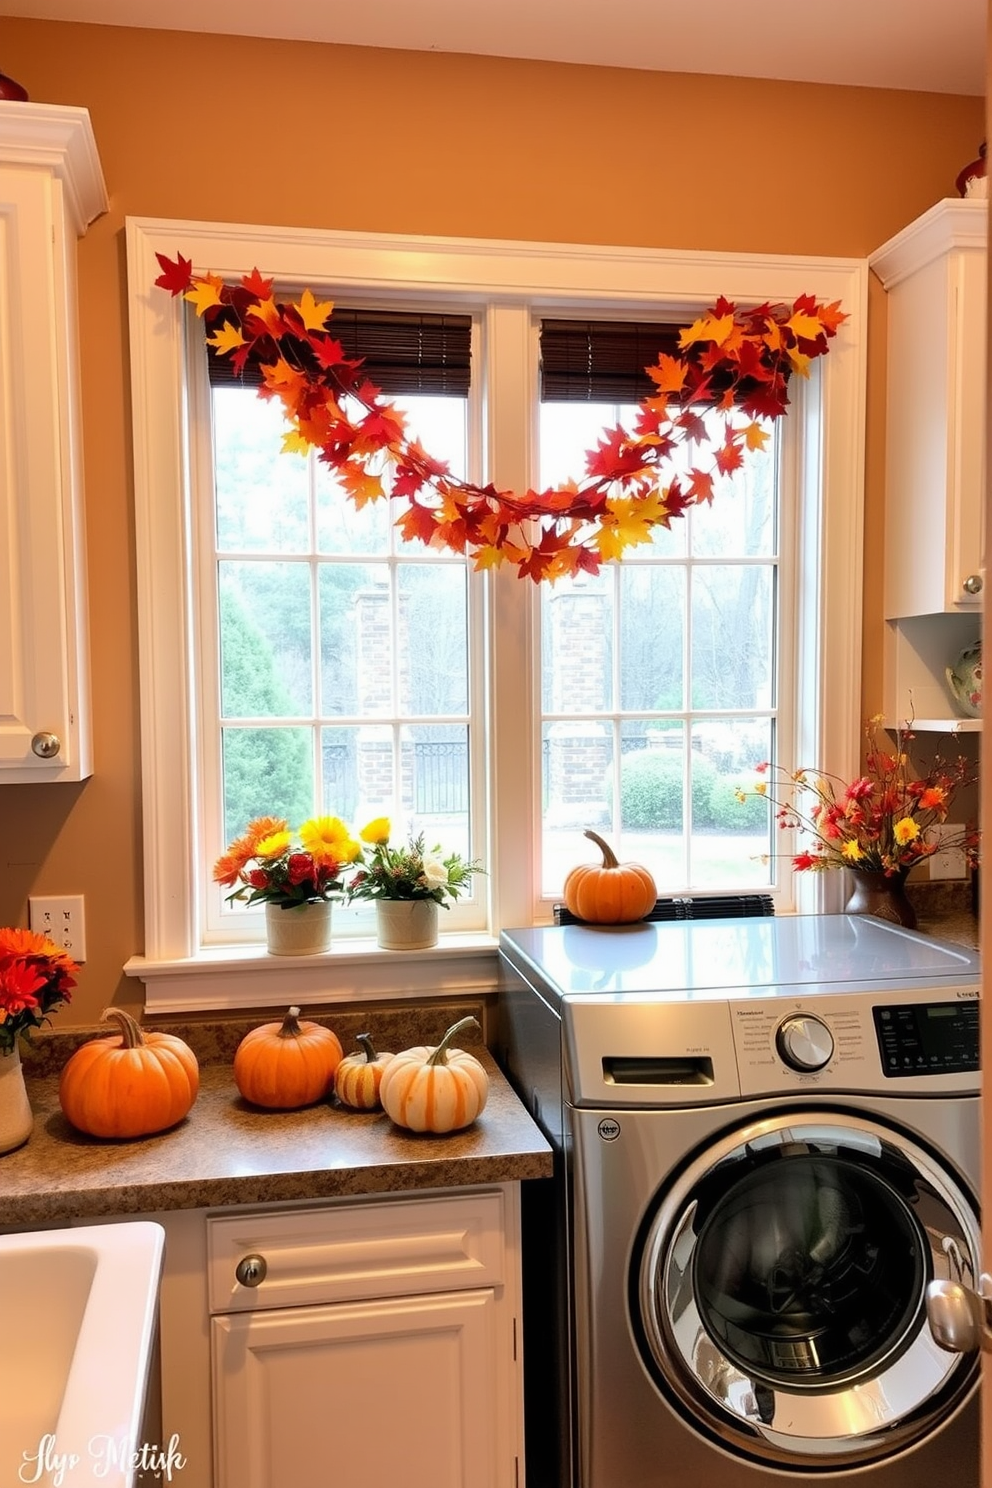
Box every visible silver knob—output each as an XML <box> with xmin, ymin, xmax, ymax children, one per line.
<box><xmin>926</xmin><ymin>1278</ymin><xmax>992</xmax><ymax>1353</ymax></box>
<box><xmin>776</xmin><ymin>1013</ymin><xmax>834</xmax><ymax>1072</ymax></box>
<box><xmin>31</xmin><ymin>732</ymin><xmax>61</xmax><ymax>759</ymax></box>
<box><xmin>962</xmin><ymin>573</ymin><xmax>984</xmax><ymax>595</ymax></box>
<box><xmin>235</xmin><ymin>1253</ymin><xmax>267</xmax><ymax>1288</ymax></box>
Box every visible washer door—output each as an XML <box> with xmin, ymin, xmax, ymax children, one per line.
<box><xmin>635</xmin><ymin>1110</ymin><xmax>980</xmax><ymax>1469</ymax></box>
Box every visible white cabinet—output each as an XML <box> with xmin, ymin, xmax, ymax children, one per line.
<box><xmin>206</xmin><ymin>1188</ymin><xmax>524</xmax><ymax>1488</ymax></box>
<box><xmin>0</xmin><ymin>105</ymin><xmax>107</xmax><ymax>780</ymax></box>
<box><xmin>870</xmin><ymin>199</ymin><xmax>986</xmax><ymax>730</ymax></box>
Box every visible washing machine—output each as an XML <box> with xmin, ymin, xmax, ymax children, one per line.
<box><xmin>496</xmin><ymin>913</ymin><xmax>982</xmax><ymax>1488</ymax></box>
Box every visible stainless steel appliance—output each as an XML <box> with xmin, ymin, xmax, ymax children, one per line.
<box><xmin>497</xmin><ymin>914</ymin><xmax>981</xmax><ymax>1488</ymax></box>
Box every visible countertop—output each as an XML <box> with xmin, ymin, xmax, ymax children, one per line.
<box><xmin>0</xmin><ymin>1001</ymin><xmax>553</xmax><ymax>1227</ymax></box>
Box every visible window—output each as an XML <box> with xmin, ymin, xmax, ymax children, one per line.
<box><xmin>124</xmin><ymin>219</ymin><xmax>867</xmax><ymax>1011</ymax></box>
<box><xmin>194</xmin><ymin>311</ymin><xmax>486</xmax><ymax>943</ymax></box>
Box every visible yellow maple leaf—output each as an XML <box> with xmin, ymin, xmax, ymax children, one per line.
<box><xmin>281</xmin><ymin>429</ymin><xmax>312</xmax><ymax>457</ymax></box>
<box><xmin>786</xmin><ymin>346</ymin><xmax>812</xmax><ymax>378</ymax></box>
<box><xmin>678</xmin><ymin>312</ymin><xmax>735</xmax><ymax>350</ymax></box>
<box><xmin>787</xmin><ymin>311</ymin><xmax>825</xmax><ymax>342</ymax></box>
<box><xmin>472</xmin><ymin>544</ymin><xmax>507</xmax><ymax>572</ymax></box>
<box><xmin>743</xmin><ymin>421</ymin><xmax>769</xmax><ymax>451</ymax></box>
<box><xmin>183</xmin><ymin>274</ymin><xmax>225</xmax><ymax>317</ymax></box>
<box><xmin>296</xmin><ymin>288</ymin><xmax>334</xmax><ymax>332</ymax></box>
<box><xmin>207</xmin><ymin>322</ymin><xmax>246</xmax><ymax>357</ymax></box>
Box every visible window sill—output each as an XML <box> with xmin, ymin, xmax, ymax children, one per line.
<box><xmin>125</xmin><ymin>933</ymin><xmax>502</xmax><ymax>1015</ymax></box>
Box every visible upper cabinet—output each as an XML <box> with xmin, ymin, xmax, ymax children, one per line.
<box><xmin>0</xmin><ymin>105</ymin><xmax>107</xmax><ymax>781</ymax></box>
<box><xmin>870</xmin><ymin>199</ymin><xmax>986</xmax><ymax>730</ymax></box>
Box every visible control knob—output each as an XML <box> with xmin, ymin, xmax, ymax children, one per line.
<box><xmin>776</xmin><ymin>1013</ymin><xmax>834</xmax><ymax>1072</ymax></box>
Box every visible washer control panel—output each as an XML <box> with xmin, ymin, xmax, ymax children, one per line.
<box><xmin>732</xmin><ymin>982</ymin><xmax>980</xmax><ymax>1098</ymax></box>
<box><xmin>873</xmin><ymin>1000</ymin><xmax>979</xmax><ymax>1077</ymax></box>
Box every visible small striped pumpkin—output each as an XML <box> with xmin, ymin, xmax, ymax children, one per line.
<box><xmin>379</xmin><ymin>1017</ymin><xmax>489</xmax><ymax>1134</ymax></box>
<box><xmin>334</xmin><ymin>1033</ymin><xmax>394</xmax><ymax>1111</ymax></box>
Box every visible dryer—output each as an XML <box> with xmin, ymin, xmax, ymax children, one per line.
<box><xmin>497</xmin><ymin>914</ymin><xmax>982</xmax><ymax>1488</ymax></box>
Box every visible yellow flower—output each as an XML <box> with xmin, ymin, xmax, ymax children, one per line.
<box><xmin>300</xmin><ymin>816</ymin><xmax>360</xmax><ymax>864</ymax></box>
<box><xmin>841</xmin><ymin>840</ymin><xmax>864</xmax><ymax>861</ymax></box>
<box><xmin>360</xmin><ymin>817</ymin><xmax>391</xmax><ymax>845</ymax></box>
<box><xmin>255</xmin><ymin>830</ymin><xmax>292</xmax><ymax>859</ymax></box>
<box><xmin>893</xmin><ymin>817</ymin><xmax>920</xmax><ymax>845</ymax></box>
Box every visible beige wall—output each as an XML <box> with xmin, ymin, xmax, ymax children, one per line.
<box><xmin>0</xmin><ymin>19</ymin><xmax>984</xmax><ymax>1027</ymax></box>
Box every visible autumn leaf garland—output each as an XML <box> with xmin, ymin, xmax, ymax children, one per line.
<box><xmin>155</xmin><ymin>251</ymin><xmax>846</xmax><ymax>583</ymax></box>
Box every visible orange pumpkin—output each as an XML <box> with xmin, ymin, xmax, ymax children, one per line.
<box><xmin>334</xmin><ymin>1033</ymin><xmax>394</xmax><ymax>1111</ymax></box>
<box><xmin>563</xmin><ymin>830</ymin><xmax>657</xmax><ymax>924</ymax></box>
<box><xmin>379</xmin><ymin>1016</ymin><xmax>489</xmax><ymax>1134</ymax></box>
<box><xmin>58</xmin><ymin>1008</ymin><xmax>200</xmax><ymax>1139</ymax></box>
<box><xmin>234</xmin><ymin>1006</ymin><xmax>342</xmax><ymax>1110</ymax></box>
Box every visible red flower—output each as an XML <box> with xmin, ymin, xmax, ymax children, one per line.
<box><xmin>287</xmin><ymin>853</ymin><xmax>316</xmax><ymax>886</ymax></box>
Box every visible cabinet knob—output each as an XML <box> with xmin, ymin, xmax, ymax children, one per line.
<box><xmin>31</xmin><ymin>732</ymin><xmax>61</xmax><ymax>759</ymax></box>
<box><xmin>235</xmin><ymin>1253</ymin><xmax>267</xmax><ymax>1288</ymax></box>
<box><xmin>962</xmin><ymin>573</ymin><xmax>984</xmax><ymax>595</ymax></box>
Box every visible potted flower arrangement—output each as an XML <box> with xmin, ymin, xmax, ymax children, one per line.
<box><xmin>213</xmin><ymin>815</ymin><xmax>361</xmax><ymax>955</ymax></box>
<box><xmin>348</xmin><ymin>819</ymin><xmax>484</xmax><ymax>949</ymax></box>
<box><xmin>737</xmin><ymin>716</ymin><xmax>979</xmax><ymax>927</ymax></box>
<box><xmin>0</xmin><ymin>927</ymin><xmax>78</xmax><ymax>1152</ymax></box>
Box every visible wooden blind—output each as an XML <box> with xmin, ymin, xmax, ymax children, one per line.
<box><xmin>207</xmin><ymin>307</ymin><xmax>473</xmax><ymax>396</ymax></box>
<box><xmin>540</xmin><ymin>319</ymin><xmax>683</xmax><ymax>403</ymax></box>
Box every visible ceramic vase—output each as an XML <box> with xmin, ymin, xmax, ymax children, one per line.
<box><xmin>264</xmin><ymin>899</ymin><xmax>333</xmax><ymax>956</ymax></box>
<box><xmin>844</xmin><ymin>869</ymin><xmax>916</xmax><ymax>930</ymax></box>
<box><xmin>375</xmin><ymin>899</ymin><xmax>439</xmax><ymax>950</ymax></box>
<box><xmin>0</xmin><ymin>1045</ymin><xmax>33</xmax><ymax>1153</ymax></box>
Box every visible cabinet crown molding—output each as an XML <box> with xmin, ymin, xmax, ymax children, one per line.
<box><xmin>0</xmin><ymin>102</ymin><xmax>107</xmax><ymax>234</ymax></box>
<box><xmin>870</xmin><ymin>197</ymin><xmax>987</xmax><ymax>291</ymax></box>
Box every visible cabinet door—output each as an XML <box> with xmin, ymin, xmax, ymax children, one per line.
<box><xmin>212</xmin><ymin>1289</ymin><xmax>511</xmax><ymax>1488</ymax></box>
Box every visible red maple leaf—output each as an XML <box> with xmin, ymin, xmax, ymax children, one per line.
<box><xmin>241</xmin><ymin>267</ymin><xmax>274</xmax><ymax>300</ymax></box>
<box><xmin>154</xmin><ymin>251</ymin><xmax>193</xmax><ymax>296</ymax></box>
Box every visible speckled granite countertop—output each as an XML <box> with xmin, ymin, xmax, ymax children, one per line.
<box><xmin>0</xmin><ymin>1001</ymin><xmax>552</xmax><ymax>1227</ymax></box>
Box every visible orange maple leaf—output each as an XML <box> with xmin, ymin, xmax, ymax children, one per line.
<box><xmin>679</xmin><ymin>312</ymin><xmax>735</xmax><ymax>350</ymax></box>
<box><xmin>646</xmin><ymin>354</ymin><xmax>688</xmax><ymax>395</ymax></box>
<box><xmin>743</xmin><ymin>421</ymin><xmax>770</xmax><ymax>451</ymax></box>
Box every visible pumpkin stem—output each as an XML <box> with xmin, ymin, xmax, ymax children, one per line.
<box><xmin>355</xmin><ymin>1032</ymin><xmax>378</xmax><ymax>1063</ymax></box>
<box><xmin>427</xmin><ymin>1015</ymin><xmax>480</xmax><ymax>1068</ymax></box>
<box><xmin>279</xmin><ymin>1006</ymin><xmax>304</xmax><ymax>1038</ymax></box>
<box><xmin>584</xmin><ymin>829</ymin><xmax>619</xmax><ymax>869</ymax></box>
<box><xmin>101</xmin><ymin>1007</ymin><xmax>146</xmax><ymax>1048</ymax></box>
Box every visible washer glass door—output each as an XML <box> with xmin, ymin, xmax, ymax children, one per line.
<box><xmin>636</xmin><ymin>1112</ymin><xmax>980</xmax><ymax>1468</ymax></box>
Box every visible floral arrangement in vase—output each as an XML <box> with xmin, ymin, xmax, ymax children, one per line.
<box><xmin>213</xmin><ymin>815</ymin><xmax>361</xmax><ymax>910</ymax></box>
<box><xmin>0</xmin><ymin>928</ymin><xmax>79</xmax><ymax>1055</ymax></box>
<box><xmin>348</xmin><ymin>820</ymin><xmax>484</xmax><ymax>907</ymax></box>
<box><xmin>737</xmin><ymin>716</ymin><xmax>979</xmax><ymax>876</ymax></box>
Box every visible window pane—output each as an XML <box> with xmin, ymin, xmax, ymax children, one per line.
<box><xmin>543</xmin><ymin>719</ymin><xmax>613</xmax><ymax>891</ymax></box>
<box><xmin>619</xmin><ymin>565</ymin><xmax>685</xmax><ymax>712</ymax></box>
<box><xmin>320</xmin><ymin>562</ymin><xmax>387</xmax><ymax>717</ymax></box>
<box><xmin>220</xmin><ymin>561</ymin><xmax>313</xmax><ymax>717</ymax></box>
<box><xmin>691</xmin><ymin>565</ymin><xmax>773</xmax><ymax>710</ymax></box>
<box><xmin>316</xmin><ymin>471</ymin><xmax>391</xmax><ymax>554</ymax></box>
<box><xmin>399</xmin><ymin>564</ymin><xmax>468</xmax><ymax>715</ymax></box>
<box><xmin>404</xmin><ymin>724</ymin><xmax>472</xmax><ymax>864</ymax></box>
<box><xmin>213</xmin><ymin>389</ymin><xmax>309</xmax><ymax>553</ymax></box>
<box><xmin>541</xmin><ymin>575</ymin><xmax>614</xmax><ymax>715</ymax></box>
<box><xmin>221</xmin><ymin>726</ymin><xmax>313</xmax><ymax>843</ymax></box>
<box><xmin>690</xmin><ymin>420</ymin><xmax>775</xmax><ymax>558</ymax></box>
<box><xmin>690</xmin><ymin>715</ymin><xmax>773</xmax><ymax>888</ymax></box>
<box><xmin>321</xmin><ymin>724</ymin><xmax>359</xmax><ymax>820</ymax></box>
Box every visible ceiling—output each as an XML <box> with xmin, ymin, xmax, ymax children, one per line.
<box><xmin>0</xmin><ymin>0</ymin><xmax>986</xmax><ymax>95</ymax></box>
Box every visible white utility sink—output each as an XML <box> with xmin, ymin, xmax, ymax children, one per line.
<box><xmin>0</xmin><ymin>1220</ymin><xmax>164</xmax><ymax>1487</ymax></box>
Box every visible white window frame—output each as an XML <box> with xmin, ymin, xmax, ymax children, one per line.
<box><xmin>124</xmin><ymin>216</ymin><xmax>867</xmax><ymax>1012</ymax></box>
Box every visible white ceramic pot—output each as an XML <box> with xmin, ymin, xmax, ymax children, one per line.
<box><xmin>265</xmin><ymin>900</ymin><xmax>333</xmax><ymax>956</ymax></box>
<box><xmin>0</xmin><ymin>1045</ymin><xmax>33</xmax><ymax>1153</ymax></box>
<box><xmin>375</xmin><ymin>899</ymin><xmax>439</xmax><ymax>950</ymax></box>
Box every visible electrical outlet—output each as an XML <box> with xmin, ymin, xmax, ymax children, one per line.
<box><xmin>28</xmin><ymin>895</ymin><xmax>86</xmax><ymax>961</ymax></box>
<box><xmin>928</xmin><ymin>825</ymin><xmax>968</xmax><ymax>882</ymax></box>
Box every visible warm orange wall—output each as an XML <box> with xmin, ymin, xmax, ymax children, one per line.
<box><xmin>0</xmin><ymin>19</ymin><xmax>983</xmax><ymax>1027</ymax></box>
